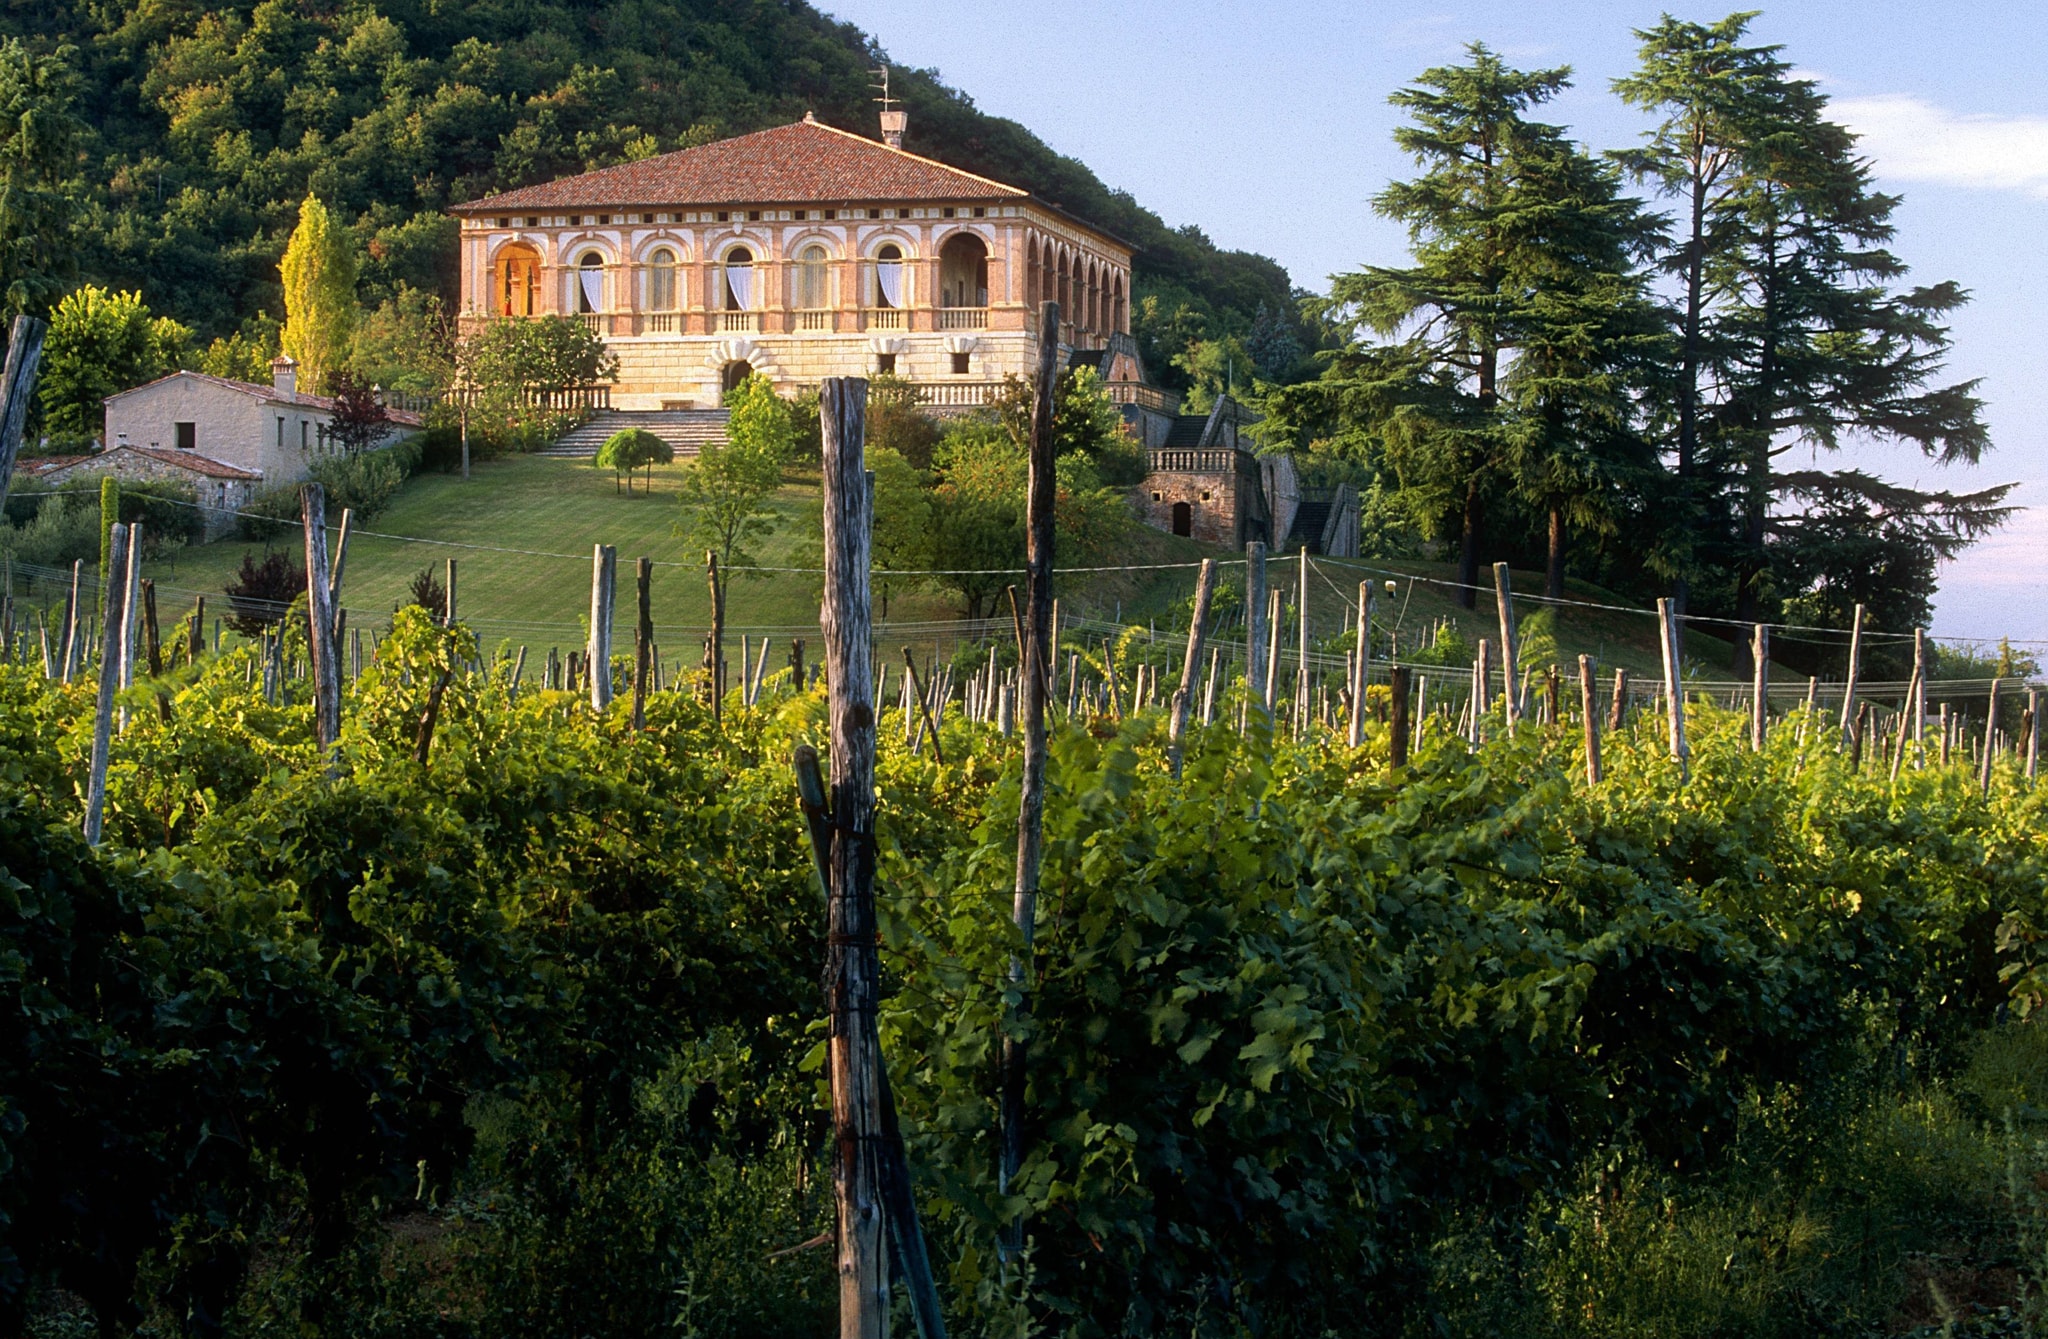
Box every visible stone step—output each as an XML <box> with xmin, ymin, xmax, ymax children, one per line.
<box><xmin>541</xmin><ymin>409</ymin><xmax>729</xmax><ymax>459</ymax></box>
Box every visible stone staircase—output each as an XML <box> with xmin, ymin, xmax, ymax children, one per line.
<box><xmin>539</xmin><ymin>409</ymin><xmax>730</xmax><ymax>460</ymax></box>
<box><xmin>1286</xmin><ymin>497</ymin><xmax>1332</xmax><ymax>552</ymax></box>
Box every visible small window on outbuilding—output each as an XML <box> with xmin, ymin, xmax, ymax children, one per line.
<box><xmin>301</xmin><ymin>421</ymin><xmax>308</xmax><ymax>450</ymax></box>
<box><xmin>175</xmin><ymin>421</ymin><xmax>195</xmax><ymax>450</ymax></box>
<box><xmin>276</xmin><ymin>416</ymin><xmax>284</xmax><ymax>448</ymax></box>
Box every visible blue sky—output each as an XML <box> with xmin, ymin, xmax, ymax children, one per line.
<box><xmin>824</xmin><ymin>0</ymin><xmax>2048</xmax><ymax>646</ymax></box>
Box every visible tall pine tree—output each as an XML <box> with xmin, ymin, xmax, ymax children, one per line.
<box><xmin>1617</xmin><ymin>13</ymin><xmax>2000</xmax><ymax>663</ymax></box>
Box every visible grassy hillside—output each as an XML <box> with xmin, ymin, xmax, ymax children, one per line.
<box><xmin>124</xmin><ymin>456</ymin><xmax>1734</xmax><ymax>684</ymax></box>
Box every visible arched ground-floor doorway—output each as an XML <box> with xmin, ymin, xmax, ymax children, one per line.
<box><xmin>1171</xmin><ymin>501</ymin><xmax>1193</xmax><ymax>537</ymax></box>
<box><xmin>721</xmin><ymin>360</ymin><xmax>754</xmax><ymax>393</ymax></box>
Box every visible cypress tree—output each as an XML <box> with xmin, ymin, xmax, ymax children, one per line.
<box><xmin>278</xmin><ymin>194</ymin><xmax>357</xmax><ymax>396</ymax></box>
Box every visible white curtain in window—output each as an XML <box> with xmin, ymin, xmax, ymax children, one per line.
<box><xmin>798</xmin><ymin>248</ymin><xmax>828</xmax><ymax>308</ymax></box>
<box><xmin>579</xmin><ymin>266</ymin><xmax>604</xmax><ymax>312</ymax></box>
<box><xmin>725</xmin><ymin>262</ymin><xmax>753</xmax><ymax>310</ymax></box>
<box><xmin>875</xmin><ymin>259</ymin><xmax>903</xmax><ymax>308</ymax></box>
<box><xmin>649</xmin><ymin>252</ymin><xmax>676</xmax><ymax>310</ymax></box>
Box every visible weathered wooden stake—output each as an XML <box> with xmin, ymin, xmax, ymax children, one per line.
<box><xmin>1245</xmin><ymin>541</ymin><xmax>1268</xmax><ymax>722</ymax></box>
<box><xmin>633</xmin><ymin>556</ymin><xmax>653</xmax><ymax>730</ymax></box>
<box><xmin>1168</xmin><ymin>558</ymin><xmax>1217</xmax><ymax>768</ymax></box>
<box><xmin>1657</xmin><ymin>597</ymin><xmax>1690</xmax><ymax>782</ymax></box>
<box><xmin>1493</xmin><ymin>562</ymin><xmax>1522</xmax><ymax>727</ymax></box>
<box><xmin>1348</xmin><ymin>581</ymin><xmax>1371</xmax><ymax>747</ymax></box>
<box><xmin>707</xmin><ymin>549</ymin><xmax>725</xmax><ymax>725</ymax></box>
<box><xmin>83</xmin><ymin>524</ymin><xmax>129</xmax><ymax>845</ymax></box>
<box><xmin>444</xmin><ymin>557</ymin><xmax>458</xmax><ymax>628</ymax></box>
<box><xmin>1837</xmin><ymin>602</ymin><xmax>1865</xmax><ymax>750</ymax></box>
<box><xmin>820</xmin><ymin>376</ymin><xmax>943</xmax><ymax>1339</ymax></box>
<box><xmin>1580</xmin><ymin>655</ymin><xmax>1602</xmax><ymax>784</ymax></box>
<box><xmin>1911</xmin><ymin>629</ymin><xmax>1928</xmax><ymax>768</ymax></box>
<box><xmin>1609</xmin><ymin>666</ymin><xmax>1629</xmax><ymax>733</ymax></box>
<box><xmin>1751</xmin><ymin>624</ymin><xmax>1769</xmax><ymax>751</ymax></box>
<box><xmin>0</xmin><ymin>315</ymin><xmax>49</xmax><ymax>511</ymax></box>
<box><xmin>302</xmin><ymin>485</ymin><xmax>341</xmax><ymax>756</ymax></box>
<box><xmin>1389</xmin><ymin>665</ymin><xmax>1412</xmax><ymax>766</ymax></box>
<box><xmin>1981</xmin><ymin>678</ymin><xmax>2001</xmax><ymax>795</ymax></box>
<box><xmin>588</xmin><ymin>543</ymin><xmax>615</xmax><ymax>710</ymax></box>
<box><xmin>61</xmin><ymin>559</ymin><xmax>81</xmax><ymax>682</ymax></box>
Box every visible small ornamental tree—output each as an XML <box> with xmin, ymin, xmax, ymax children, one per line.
<box><xmin>224</xmin><ymin>550</ymin><xmax>306</xmax><ymax>634</ymax></box>
<box><xmin>325</xmin><ymin>369</ymin><xmax>388</xmax><ymax>456</ymax></box>
<box><xmin>595</xmin><ymin>427</ymin><xmax>672</xmax><ymax>494</ymax></box>
<box><xmin>678</xmin><ymin>373</ymin><xmax>793</xmax><ymax>570</ymax></box>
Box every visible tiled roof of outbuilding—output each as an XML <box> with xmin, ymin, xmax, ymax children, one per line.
<box><xmin>452</xmin><ymin>117</ymin><xmax>1031</xmax><ymax>213</ymax></box>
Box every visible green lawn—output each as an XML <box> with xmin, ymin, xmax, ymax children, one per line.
<box><xmin>138</xmin><ymin>452</ymin><xmax>1732</xmax><ymax>681</ymax></box>
<box><xmin>144</xmin><ymin>456</ymin><xmax>878</xmax><ymax>656</ymax></box>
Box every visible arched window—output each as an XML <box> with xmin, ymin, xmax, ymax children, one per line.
<box><xmin>872</xmin><ymin>242</ymin><xmax>904</xmax><ymax>309</ymax></box>
<box><xmin>1057</xmin><ymin>252</ymin><xmax>1070</xmax><ymax>317</ymax></box>
<box><xmin>938</xmin><ymin>233</ymin><xmax>988</xmax><ymax>308</ymax></box>
<box><xmin>647</xmin><ymin>248</ymin><xmax>677</xmax><ymax>311</ymax></box>
<box><xmin>496</xmin><ymin>243</ymin><xmax>541</xmax><ymax>317</ymax></box>
<box><xmin>722</xmin><ymin>247</ymin><xmax>753</xmax><ymax>310</ymax></box>
<box><xmin>576</xmin><ymin>251</ymin><xmax>605</xmax><ymax>313</ymax></box>
<box><xmin>796</xmin><ymin>244</ymin><xmax>830</xmax><ymax>309</ymax></box>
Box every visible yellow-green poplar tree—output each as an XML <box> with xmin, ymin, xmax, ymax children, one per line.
<box><xmin>278</xmin><ymin>194</ymin><xmax>357</xmax><ymax>394</ymax></box>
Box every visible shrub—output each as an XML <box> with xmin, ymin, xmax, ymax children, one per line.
<box><xmin>223</xmin><ymin>549</ymin><xmax>304</xmax><ymax>633</ymax></box>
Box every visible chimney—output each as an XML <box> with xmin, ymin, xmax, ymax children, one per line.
<box><xmin>880</xmin><ymin>108</ymin><xmax>907</xmax><ymax>150</ymax></box>
<box><xmin>270</xmin><ymin>354</ymin><xmax>297</xmax><ymax>402</ymax></box>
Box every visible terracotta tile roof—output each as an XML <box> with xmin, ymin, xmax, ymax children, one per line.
<box><xmin>105</xmin><ymin>371</ymin><xmax>424</xmax><ymax>427</ymax></box>
<box><xmin>30</xmin><ymin>445</ymin><xmax>262</xmax><ymax>481</ymax></box>
<box><xmin>452</xmin><ymin>117</ymin><xmax>1031</xmax><ymax>213</ymax></box>
<box><xmin>125</xmin><ymin>446</ymin><xmax>262</xmax><ymax>480</ymax></box>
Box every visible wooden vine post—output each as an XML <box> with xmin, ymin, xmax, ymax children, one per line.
<box><xmin>444</xmin><ymin>557</ymin><xmax>458</xmax><ymax>628</ymax></box>
<box><xmin>1751</xmin><ymin>624</ymin><xmax>1769</xmax><ymax>752</ymax></box>
<box><xmin>1579</xmin><ymin>654</ymin><xmax>1602</xmax><ymax>784</ymax></box>
<box><xmin>83</xmin><ymin>523</ymin><xmax>129</xmax><ymax>846</ymax></box>
<box><xmin>1004</xmin><ymin>301</ymin><xmax>1059</xmax><ymax>1254</ymax></box>
<box><xmin>1608</xmin><ymin>666</ymin><xmax>1628</xmax><ymax>733</ymax></box>
<box><xmin>1913</xmin><ymin>628</ymin><xmax>1929</xmax><ymax>768</ymax></box>
<box><xmin>302</xmin><ymin>485</ymin><xmax>341</xmax><ymax>759</ymax></box>
<box><xmin>1295</xmin><ymin>549</ymin><xmax>1310</xmax><ymax>734</ymax></box>
<box><xmin>817</xmin><ymin>376</ymin><xmax>946</xmax><ymax>1339</ymax></box>
<box><xmin>1245</xmin><ymin>541</ymin><xmax>1268</xmax><ymax>723</ymax></box>
<box><xmin>2028</xmin><ymin>686</ymin><xmax>2040</xmax><ymax>784</ymax></box>
<box><xmin>588</xmin><ymin>543</ymin><xmax>615</xmax><ymax>710</ymax></box>
<box><xmin>1837</xmin><ymin>602</ymin><xmax>1865</xmax><ymax>750</ymax></box>
<box><xmin>1349</xmin><ymin>580</ymin><xmax>1370</xmax><ymax>748</ymax></box>
<box><xmin>1389</xmin><ymin>665</ymin><xmax>1411</xmax><ymax>767</ymax></box>
<box><xmin>820</xmin><ymin>376</ymin><xmax>887</xmax><ymax>1336</ymax></box>
<box><xmin>1981</xmin><ymin>678</ymin><xmax>2001</xmax><ymax>796</ymax></box>
<box><xmin>707</xmin><ymin>550</ymin><xmax>725</xmax><ymax>726</ymax></box>
<box><xmin>0</xmin><ymin>315</ymin><xmax>48</xmax><ymax>511</ymax></box>
<box><xmin>1168</xmin><ymin>557</ymin><xmax>1217</xmax><ymax>773</ymax></box>
<box><xmin>633</xmin><ymin>556</ymin><xmax>653</xmax><ymax>730</ymax></box>
<box><xmin>1493</xmin><ymin>562</ymin><xmax>1521</xmax><ymax>728</ymax></box>
<box><xmin>1657</xmin><ymin>597</ymin><xmax>1690</xmax><ymax>782</ymax></box>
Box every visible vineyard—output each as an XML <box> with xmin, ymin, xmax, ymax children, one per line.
<box><xmin>6</xmin><ymin>475</ymin><xmax>2048</xmax><ymax>1336</ymax></box>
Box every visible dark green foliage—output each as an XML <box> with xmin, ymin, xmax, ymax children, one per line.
<box><xmin>404</xmin><ymin>567</ymin><xmax>446</xmax><ymax>622</ymax></box>
<box><xmin>7</xmin><ymin>577</ymin><xmax>2048</xmax><ymax>1335</ymax></box>
<box><xmin>223</xmin><ymin>549</ymin><xmax>303</xmax><ymax>633</ymax></box>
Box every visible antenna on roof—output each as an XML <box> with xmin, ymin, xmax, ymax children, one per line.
<box><xmin>871</xmin><ymin>65</ymin><xmax>907</xmax><ymax>149</ymax></box>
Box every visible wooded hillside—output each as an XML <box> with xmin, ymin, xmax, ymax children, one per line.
<box><xmin>2</xmin><ymin>0</ymin><xmax>1298</xmax><ymax>384</ymax></box>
